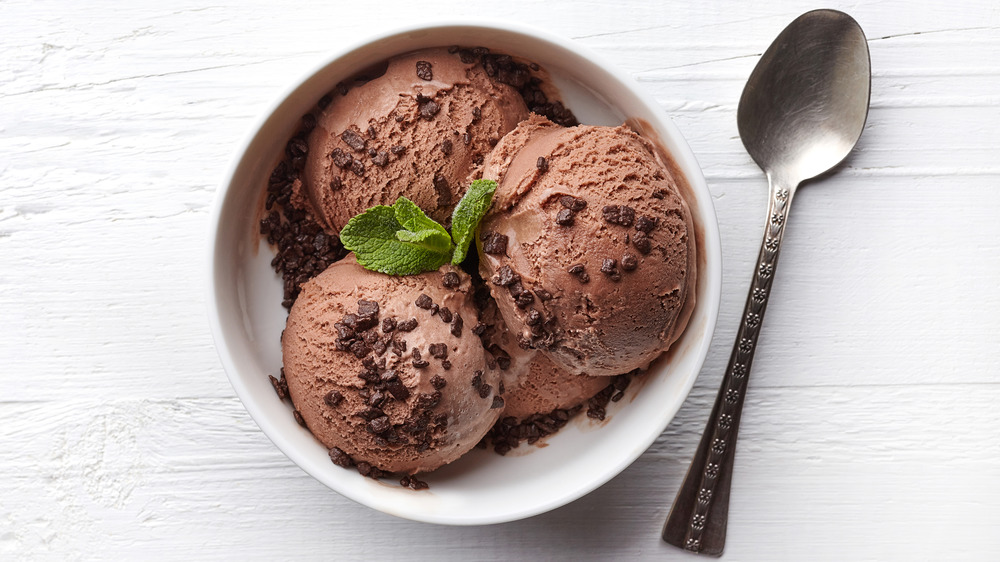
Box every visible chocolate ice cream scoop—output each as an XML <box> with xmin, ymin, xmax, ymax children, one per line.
<box><xmin>282</xmin><ymin>254</ymin><xmax>504</xmax><ymax>474</ymax></box>
<box><xmin>477</xmin><ymin>115</ymin><xmax>697</xmax><ymax>376</ymax></box>
<box><xmin>294</xmin><ymin>48</ymin><xmax>529</xmax><ymax>233</ymax></box>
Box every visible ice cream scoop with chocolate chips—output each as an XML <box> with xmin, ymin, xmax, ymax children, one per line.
<box><xmin>477</xmin><ymin>115</ymin><xmax>697</xmax><ymax>377</ymax></box>
<box><xmin>295</xmin><ymin>48</ymin><xmax>529</xmax><ymax>234</ymax></box>
<box><xmin>281</xmin><ymin>254</ymin><xmax>504</xmax><ymax>475</ymax></box>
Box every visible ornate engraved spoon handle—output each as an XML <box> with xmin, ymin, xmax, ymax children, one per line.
<box><xmin>662</xmin><ymin>177</ymin><xmax>796</xmax><ymax>556</ymax></box>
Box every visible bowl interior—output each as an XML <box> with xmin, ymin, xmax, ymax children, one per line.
<box><xmin>209</xmin><ymin>22</ymin><xmax>721</xmax><ymax>525</ymax></box>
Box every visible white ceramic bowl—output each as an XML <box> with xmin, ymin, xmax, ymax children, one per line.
<box><xmin>208</xmin><ymin>20</ymin><xmax>721</xmax><ymax>525</ymax></box>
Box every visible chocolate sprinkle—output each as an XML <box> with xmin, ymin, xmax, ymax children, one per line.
<box><xmin>481</xmin><ymin>232</ymin><xmax>508</xmax><ymax>255</ymax></box>
<box><xmin>633</xmin><ymin>231</ymin><xmax>652</xmax><ymax>255</ymax></box>
<box><xmin>331</xmin><ymin>148</ymin><xmax>352</xmax><ymax>168</ymax></box>
<box><xmin>341</xmin><ymin>129</ymin><xmax>366</xmax><ymax>152</ymax></box>
<box><xmin>419</xmin><ymin>98</ymin><xmax>440</xmax><ymax>120</ymax></box>
<box><xmin>559</xmin><ymin>195</ymin><xmax>587</xmax><ymax>212</ymax></box>
<box><xmin>601</xmin><ymin>258</ymin><xmax>621</xmax><ymax>281</ymax></box>
<box><xmin>428</xmin><ymin>343</ymin><xmax>448</xmax><ymax>359</ymax></box>
<box><xmin>602</xmin><ymin>205</ymin><xmax>636</xmax><ymax>227</ymax></box>
<box><xmin>415</xmin><ymin>294</ymin><xmax>434</xmax><ymax>309</ymax></box>
<box><xmin>621</xmin><ymin>253</ymin><xmax>638</xmax><ymax>271</ymax></box>
<box><xmin>324</xmin><ymin>390</ymin><xmax>344</xmax><ymax>407</ymax></box>
<box><xmin>329</xmin><ymin>447</ymin><xmax>354</xmax><ymax>468</ymax></box>
<box><xmin>415</xmin><ymin>60</ymin><xmax>433</xmax><ymax>81</ymax></box>
<box><xmin>635</xmin><ymin>215</ymin><xmax>658</xmax><ymax>233</ymax></box>
<box><xmin>442</xmin><ymin>272</ymin><xmax>460</xmax><ymax>288</ymax></box>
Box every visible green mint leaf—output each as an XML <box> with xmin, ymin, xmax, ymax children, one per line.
<box><xmin>393</xmin><ymin>196</ymin><xmax>450</xmax><ymax>240</ymax></box>
<box><xmin>339</xmin><ymin>204</ymin><xmax>452</xmax><ymax>275</ymax></box>
<box><xmin>396</xmin><ymin>228</ymin><xmax>454</xmax><ymax>254</ymax></box>
<box><xmin>450</xmin><ymin>179</ymin><xmax>498</xmax><ymax>265</ymax></box>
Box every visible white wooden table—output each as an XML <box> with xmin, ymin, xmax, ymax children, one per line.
<box><xmin>3</xmin><ymin>0</ymin><xmax>999</xmax><ymax>559</ymax></box>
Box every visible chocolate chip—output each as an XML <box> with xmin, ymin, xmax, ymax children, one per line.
<box><xmin>379</xmin><ymin>369</ymin><xmax>398</xmax><ymax>382</ymax></box>
<box><xmin>341</xmin><ymin>129</ymin><xmax>366</xmax><ymax>152</ymax></box>
<box><xmin>293</xmin><ymin>410</ymin><xmax>307</xmax><ymax>427</ymax></box>
<box><xmin>350</xmin><ymin>159</ymin><xmax>365</xmax><ymax>177</ymax></box>
<box><xmin>324</xmin><ymin>390</ymin><xmax>344</xmax><ymax>407</ymax></box>
<box><xmin>534</xmin><ymin>288</ymin><xmax>553</xmax><ymax>301</ymax></box>
<box><xmin>397</xmin><ymin>318</ymin><xmax>418</xmax><ymax>332</ymax></box>
<box><xmin>440</xmin><ymin>139</ymin><xmax>453</xmax><ymax>155</ymax></box>
<box><xmin>357</xmin><ymin>299</ymin><xmax>379</xmax><ymax>318</ymax></box>
<box><xmin>463</xmin><ymin>132</ymin><xmax>471</xmax><ymax>145</ymax></box>
<box><xmin>350</xmin><ymin>340</ymin><xmax>370</xmax><ymax>359</ymax></box>
<box><xmin>633</xmin><ymin>231</ymin><xmax>652</xmax><ymax>255</ymax></box>
<box><xmin>412</xmin><ymin>348</ymin><xmax>429</xmax><ymax>368</ymax></box>
<box><xmin>419</xmin><ymin>98</ymin><xmax>440</xmax><ymax>120</ymax></box>
<box><xmin>368</xmin><ymin>416</ymin><xmax>391</xmax><ymax>434</ymax></box>
<box><xmin>555</xmin><ymin>208</ymin><xmax>574</xmax><ymax>226</ymax></box>
<box><xmin>318</xmin><ymin>94</ymin><xmax>333</xmax><ymax>109</ymax></box>
<box><xmin>269</xmin><ymin>375</ymin><xmax>288</xmax><ymax>400</ymax></box>
<box><xmin>525</xmin><ymin>308</ymin><xmax>543</xmax><ymax>326</ymax></box>
<box><xmin>329</xmin><ymin>176</ymin><xmax>343</xmax><ymax>191</ymax></box>
<box><xmin>439</xmin><ymin>306</ymin><xmax>453</xmax><ymax>323</ymax></box>
<box><xmin>391</xmin><ymin>144</ymin><xmax>406</xmax><ymax>155</ymax></box>
<box><xmin>428</xmin><ymin>343</ymin><xmax>448</xmax><ymax>359</ymax></box>
<box><xmin>415</xmin><ymin>294</ymin><xmax>434</xmax><ymax>309</ymax></box>
<box><xmin>371</xmin><ymin>151</ymin><xmax>389</xmax><ymax>167</ymax></box>
<box><xmin>471</xmin><ymin>370</ymin><xmax>483</xmax><ymax>389</ymax></box>
<box><xmin>415</xmin><ymin>60</ymin><xmax>433</xmax><ymax>81</ymax></box>
<box><xmin>433</xmin><ymin>174</ymin><xmax>451</xmax><ymax>208</ymax></box>
<box><xmin>442</xmin><ymin>272</ymin><xmax>460</xmax><ymax>288</ymax></box>
<box><xmin>559</xmin><ymin>195</ymin><xmax>587</xmax><ymax>212</ymax></box>
<box><xmin>479</xmin><ymin>383</ymin><xmax>492</xmax><ymax>399</ymax></box>
<box><xmin>491</xmin><ymin>396</ymin><xmax>505</xmax><ymax>409</ymax></box>
<box><xmin>369</xmin><ymin>390</ymin><xmax>386</xmax><ymax>408</ymax></box>
<box><xmin>621</xmin><ymin>253</ymin><xmax>638</xmax><ymax>271</ymax></box>
<box><xmin>602</xmin><ymin>205</ymin><xmax>635</xmax><ymax>227</ymax></box>
<box><xmin>301</xmin><ymin>113</ymin><xmax>317</xmax><ymax>133</ymax></box>
<box><xmin>386</xmin><ymin>380</ymin><xmax>410</xmax><ymax>401</ymax></box>
<box><xmin>514</xmin><ymin>291</ymin><xmax>534</xmax><ymax>309</ymax></box>
<box><xmin>367</xmin><ymin>125</ymin><xmax>377</xmax><ymax>138</ymax></box>
<box><xmin>536</xmin><ymin>157</ymin><xmax>548</xmax><ymax>172</ymax></box>
<box><xmin>471</xmin><ymin>106</ymin><xmax>482</xmax><ymax>122</ymax></box>
<box><xmin>430</xmin><ymin>375</ymin><xmax>447</xmax><ymax>390</ymax></box>
<box><xmin>481</xmin><ymin>232</ymin><xmax>508</xmax><ymax>255</ymax></box>
<box><xmin>329</xmin><ymin>447</ymin><xmax>354</xmax><ymax>468</ymax></box>
<box><xmin>358</xmin><ymin>406</ymin><xmax>383</xmax><ymax>421</ymax></box>
<box><xmin>601</xmin><ymin>258</ymin><xmax>621</xmax><ymax>281</ymax></box>
<box><xmin>492</xmin><ymin>265</ymin><xmax>519</xmax><ymax>287</ymax></box>
<box><xmin>331</xmin><ymin>148</ymin><xmax>352</xmax><ymax>168</ymax></box>
<box><xmin>448</xmin><ymin>45</ymin><xmax>460</xmax><ymax>54</ymax></box>
<box><xmin>381</xmin><ymin>317</ymin><xmax>396</xmax><ymax>332</ymax></box>
<box><xmin>442</xmin><ymin>360</ymin><xmax>452</xmax><ymax>370</ymax></box>
<box><xmin>415</xmin><ymin>391</ymin><xmax>442</xmax><ymax>409</ymax></box>
<box><xmin>635</xmin><ymin>215</ymin><xmax>658</xmax><ymax>233</ymax></box>
<box><xmin>568</xmin><ymin>264</ymin><xmax>590</xmax><ymax>283</ymax></box>
<box><xmin>473</xmin><ymin>322</ymin><xmax>487</xmax><ymax>336</ymax></box>
<box><xmin>450</xmin><ymin>315</ymin><xmax>463</xmax><ymax>336</ymax></box>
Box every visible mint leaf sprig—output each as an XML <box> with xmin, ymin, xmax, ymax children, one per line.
<box><xmin>339</xmin><ymin>179</ymin><xmax>497</xmax><ymax>275</ymax></box>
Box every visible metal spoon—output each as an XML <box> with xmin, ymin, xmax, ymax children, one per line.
<box><xmin>662</xmin><ymin>9</ymin><xmax>871</xmax><ymax>555</ymax></box>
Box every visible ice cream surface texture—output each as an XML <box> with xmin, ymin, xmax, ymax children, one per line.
<box><xmin>477</xmin><ymin>115</ymin><xmax>697</xmax><ymax>377</ymax></box>
<box><xmin>296</xmin><ymin>48</ymin><xmax>529</xmax><ymax>233</ymax></box>
<box><xmin>282</xmin><ymin>254</ymin><xmax>503</xmax><ymax>474</ymax></box>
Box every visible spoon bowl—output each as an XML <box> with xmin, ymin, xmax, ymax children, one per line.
<box><xmin>663</xmin><ymin>9</ymin><xmax>870</xmax><ymax>555</ymax></box>
<box><xmin>738</xmin><ymin>10</ymin><xmax>871</xmax><ymax>184</ymax></box>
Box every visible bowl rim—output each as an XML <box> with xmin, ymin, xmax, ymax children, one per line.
<box><xmin>207</xmin><ymin>18</ymin><xmax>722</xmax><ymax>525</ymax></box>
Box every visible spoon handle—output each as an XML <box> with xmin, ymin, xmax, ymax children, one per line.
<box><xmin>663</xmin><ymin>177</ymin><xmax>796</xmax><ymax>556</ymax></box>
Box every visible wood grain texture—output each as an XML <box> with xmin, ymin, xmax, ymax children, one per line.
<box><xmin>2</xmin><ymin>0</ymin><xmax>998</xmax><ymax>559</ymax></box>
